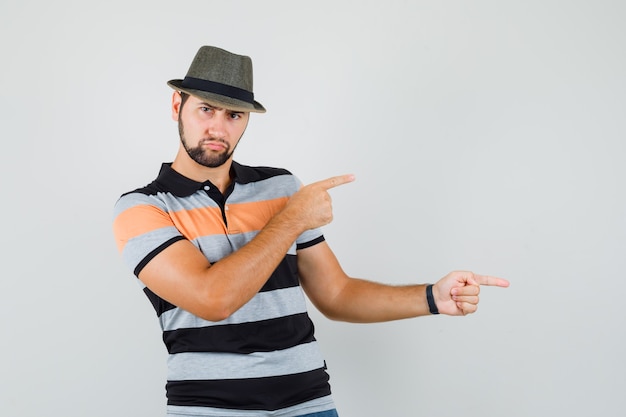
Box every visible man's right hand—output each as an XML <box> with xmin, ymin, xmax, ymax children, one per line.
<box><xmin>281</xmin><ymin>174</ymin><xmax>355</xmax><ymax>232</ymax></box>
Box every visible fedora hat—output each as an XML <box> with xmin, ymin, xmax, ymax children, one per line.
<box><xmin>167</xmin><ymin>46</ymin><xmax>266</xmax><ymax>113</ymax></box>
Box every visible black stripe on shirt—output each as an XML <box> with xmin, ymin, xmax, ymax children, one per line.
<box><xmin>142</xmin><ymin>254</ymin><xmax>302</xmax><ymax>317</ymax></box>
<box><xmin>134</xmin><ymin>235</ymin><xmax>186</xmax><ymax>277</ymax></box>
<box><xmin>144</xmin><ymin>287</ymin><xmax>177</xmax><ymax>317</ymax></box>
<box><xmin>166</xmin><ymin>366</ymin><xmax>331</xmax><ymax>411</ymax></box>
<box><xmin>163</xmin><ymin>313</ymin><xmax>315</xmax><ymax>354</ymax></box>
<box><xmin>259</xmin><ymin>254</ymin><xmax>299</xmax><ymax>292</ymax></box>
<box><xmin>297</xmin><ymin>235</ymin><xmax>325</xmax><ymax>250</ymax></box>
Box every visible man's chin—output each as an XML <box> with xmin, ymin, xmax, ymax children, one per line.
<box><xmin>195</xmin><ymin>154</ymin><xmax>231</xmax><ymax>168</ymax></box>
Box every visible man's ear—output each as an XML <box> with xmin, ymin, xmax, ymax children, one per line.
<box><xmin>171</xmin><ymin>91</ymin><xmax>182</xmax><ymax>121</ymax></box>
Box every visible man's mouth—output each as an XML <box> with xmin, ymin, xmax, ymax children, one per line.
<box><xmin>201</xmin><ymin>140</ymin><xmax>227</xmax><ymax>151</ymax></box>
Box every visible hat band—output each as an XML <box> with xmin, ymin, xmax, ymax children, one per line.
<box><xmin>181</xmin><ymin>77</ymin><xmax>254</xmax><ymax>104</ymax></box>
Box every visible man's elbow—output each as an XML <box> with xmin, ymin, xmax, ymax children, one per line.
<box><xmin>193</xmin><ymin>294</ymin><xmax>240</xmax><ymax>322</ymax></box>
<box><xmin>196</xmin><ymin>308</ymin><xmax>231</xmax><ymax>322</ymax></box>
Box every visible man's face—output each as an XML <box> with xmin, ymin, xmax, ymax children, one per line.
<box><xmin>174</xmin><ymin>93</ymin><xmax>250</xmax><ymax>168</ymax></box>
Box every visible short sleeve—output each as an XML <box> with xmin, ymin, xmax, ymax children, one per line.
<box><xmin>112</xmin><ymin>192</ymin><xmax>185</xmax><ymax>276</ymax></box>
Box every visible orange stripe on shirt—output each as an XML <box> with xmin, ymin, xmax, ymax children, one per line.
<box><xmin>167</xmin><ymin>197</ymin><xmax>289</xmax><ymax>240</ymax></box>
<box><xmin>114</xmin><ymin>196</ymin><xmax>289</xmax><ymax>250</ymax></box>
<box><xmin>112</xmin><ymin>204</ymin><xmax>175</xmax><ymax>252</ymax></box>
<box><xmin>168</xmin><ymin>205</ymin><xmax>227</xmax><ymax>241</ymax></box>
<box><xmin>225</xmin><ymin>197</ymin><xmax>289</xmax><ymax>235</ymax></box>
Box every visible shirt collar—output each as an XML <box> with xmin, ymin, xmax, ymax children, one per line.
<box><xmin>154</xmin><ymin>161</ymin><xmax>261</xmax><ymax>197</ymax></box>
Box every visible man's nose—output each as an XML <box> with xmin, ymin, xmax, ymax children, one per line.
<box><xmin>207</xmin><ymin>113</ymin><xmax>228</xmax><ymax>138</ymax></box>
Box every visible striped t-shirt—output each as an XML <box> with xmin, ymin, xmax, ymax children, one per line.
<box><xmin>112</xmin><ymin>162</ymin><xmax>335</xmax><ymax>415</ymax></box>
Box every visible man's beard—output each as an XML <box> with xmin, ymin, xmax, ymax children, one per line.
<box><xmin>179</xmin><ymin>119</ymin><xmax>235</xmax><ymax>168</ymax></box>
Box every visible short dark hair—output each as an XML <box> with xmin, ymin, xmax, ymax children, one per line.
<box><xmin>179</xmin><ymin>91</ymin><xmax>191</xmax><ymax>112</ymax></box>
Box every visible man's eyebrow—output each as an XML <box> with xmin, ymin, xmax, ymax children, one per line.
<box><xmin>198</xmin><ymin>102</ymin><xmax>222</xmax><ymax>110</ymax></box>
<box><xmin>197</xmin><ymin>102</ymin><xmax>243</xmax><ymax>113</ymax></box>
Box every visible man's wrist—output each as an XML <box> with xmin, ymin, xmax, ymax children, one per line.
<box><xmin>426</xmin><ymin>284</ymin><xmax>439</xmax><ymax>315</ymax></box>
<box><xmin>271</xmin><ymin>207</ymin><xmax>306</xmax><ymax>236</ymax></box>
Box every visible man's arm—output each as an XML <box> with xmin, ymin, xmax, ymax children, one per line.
<box><xmin>298</xmin><ymin>241</ymin><xmax>509</xmax><ymax>322</ymax></box>
<box><xmin>138</xmin><ymin>174</ymin><xmax>355</xmax><ymax>322</ymax></box>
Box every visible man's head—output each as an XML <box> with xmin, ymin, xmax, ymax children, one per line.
<box><xmin>167</xmin><ymin>46</ymin><xmax>265</xmax><ymax>113</ymax></box>
<box><xmin>169</xmin><ymin>46</ymin><xmax>262</xmax><ymax>170</ymax></box>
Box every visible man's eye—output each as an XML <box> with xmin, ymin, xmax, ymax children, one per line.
<box><xmin>200</xmin><ymin>107</ymin><xmax>211</xmax><ymax>112</ymax></box>
<box><xmin>230</xmin><ymin>113</ymin><xmax>242</xmax><ymax>119</ymax></box>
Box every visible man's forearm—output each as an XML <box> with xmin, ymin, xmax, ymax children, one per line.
<box><xmin>322</xmin><ymin>279</ymin><xmax>432</xmax><ymax>323</ymax></box>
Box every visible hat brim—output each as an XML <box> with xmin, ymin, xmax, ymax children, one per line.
<box><xmin>167</xmin><ymin>79</ymin><xmax>266</xmax><ymax>113</ymax></box>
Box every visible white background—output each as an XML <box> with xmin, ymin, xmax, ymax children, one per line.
<box><xmin>1</xmin><ymin>1</ymin><xmax>625</xmax><ymax>416</ymax></box>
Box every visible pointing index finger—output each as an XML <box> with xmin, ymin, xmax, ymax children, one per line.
<box><xmin>316</xmin><ymin>174</ymin><xmax>356</xmax><ymax>190</ymax></box>
<box><xmin>474</xmin><ymin>274</ymin><xmax>510</xmax><ymax>288</ymax></box>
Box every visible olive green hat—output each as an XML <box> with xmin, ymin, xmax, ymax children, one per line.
<box><xmin>167</xmin><ymin>46</ymin><xmax>266</xmax><ymax>113</ymax></box>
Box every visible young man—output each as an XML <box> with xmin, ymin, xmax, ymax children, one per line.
<box><xmin>112</xmin><ymin>46</ymin><xmax>509</xmax><ymax>417</ymax></box>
